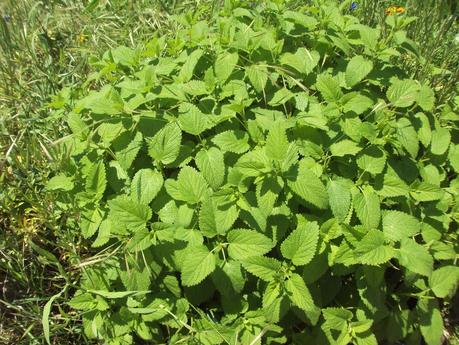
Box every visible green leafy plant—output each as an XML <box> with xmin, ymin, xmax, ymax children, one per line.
<box><xmin>48</xmin><ymin>0</ymin><xmax>459</xmax><ymax>344</ymax></box>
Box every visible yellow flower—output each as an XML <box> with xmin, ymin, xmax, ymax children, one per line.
<box><xmin>77</xmin><ymin>32</ymin><xmax>86</xmax><ymax>44</ymax></box>
<box><xmin>386</xmin><ymin>5</ymin><xmax>405</xmax><ymax>16</ymax></box>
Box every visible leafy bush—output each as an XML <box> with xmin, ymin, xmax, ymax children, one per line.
<box><xmin>49</xmin><ymin>0</ymin><xmax>459</xmax><ymax>344</ymax></box>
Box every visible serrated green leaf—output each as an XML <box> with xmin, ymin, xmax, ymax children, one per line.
<box><xmin>85</xmin><ymin>161</ymin><xmax>106</xmax><ymax>200</ymax></box>
<box><xmin>316</xmin><ymin>74</ymin><xmax>343</xmax><ymax>103</ymax></box>
<box><xmin>227</xmin><ymin>229</ymin><xmax>273</xmax><ymax>259</ymax></box>
<box><xmin>399</xmin><ymin>238</ymin><xmax>433</xmax><ymax>276</ymax></box>
<box><xmin>280</xmin><ymin>48</ymin><xmax>319</xmax><ymax>75</ymax></box>
<box><xmin>448</xmin><ymin>144</ymin><xmax>459</xmax><ymax>172</ymax></box>
<box><xmin>430</xmin><ymin>127</ymin><xmax>450</xmax><ymax>155</ymax></box>
<box><xmin>355</xmin><ymin>229</ymin><xmax>395</xmax><ymax>265</ymax></box>
<box><xmin>410</xmin><ymin>182</ymin><xmax>444</xmax><ymax>202</ymax></box>
<box><xmin>357</xmin><ymin>146</ymin><xmax>387</xmax><ymax>175</ymax></box>
<box><xmin>182</xmin><ymin>80</ymin><xmax>209</xmax><ymax>96</ymax></box>
<box><xmin>75</xmin><ymin>85</ymin><xmax>124</xmax><ymax>115</ymax></box>
<box><xmin>262</xmin><ymin>281</ymin><xmax>286</xmax><ymax>323</ymax></box>
<box><xmin>413</xmin><ymin>112</ymin><xmax>432</xmax><ymax>147</ymax></box>
<box><xmin>416</xmin><ymin>84</ymin><xmax>435</xmax><ymax>111</ymax></box>
<box><xmin>382</xmin><ymin>211</ymin><xmax>420</xmax><ymax>242</ymax></box>
<box><xmin>178</xmin><ymin>103</ymin><xmax>209</xmax><ymax>136</ymax></box>
<box><xmin>417</xmin><ymin>299</ymin><xmax>444</xmax><ymax>345</ymax></box>
<box><xmin>92</xmin><ymin>219</ymin><xmax>111</xmax><ymax>247</ymax></box>
<box><xmin>165</xmin><ymin>166</ymin><xmax>208</xmax><ymax>205</ymax></box>
<box><xmin>341</xmin><ymin>93</ymin><xmax>374</xmax><ymax>115</ymax></box>
<box><xmin>268</xmin><ymin>88</ymin><xmax>294</xmax><ymax>106</ymax></box>
<box><xmin>212</xmin><ymin>130</ymin><xmax>250</xmax><ymax>154</ymax></box>
<box><xmin>429</xmin><ymin>266</ymin><xmax>459</xmax><ymax>298</ymax></box>
<box><xmin>330</xmin><ymin>139</ymin><xmax>362</xmax><ymax>157</ymax></box>
<box><xmin>147</xmin><ymin>122</ymin><xmax>182</xmax><ymax>165</ymax></box>
<box><xmin>327</xmin><ymin>180</ymin><xmax>352</xmax><ymax>222</ymax></box>
<box><xmin>283</xmin><ymin>10</ymin><xmax>318</xmax><ymax>29</ymax></box>
<box><xmin>285</xmin><ymin>273</ymin><xmax>319</xmax><ymax>322</ymax></box>
<box><xmin>294</xmin><ymin>92</ymin><xmax>309</xmax><ymax>111</ymax></box>
<box><xmin>199</xmin><ymin>195</ymin><xmax>239</xmax><ymax>237</ymax></box>
<box><xmin>287</xmin><ymin>159</ymin><xmax>328</xmax><ymax>209</ymax></box>
<box><xmin>214</xmin><ymin>51</ymin><xmax>238</xmax><ymax>83</ymax></box>
<box><xmin>195</xmin><ymin>147</ymin><xmax>225</xmax><ymax>190</ymax></box>
<box><xmin>46</xmin><ymin>174</ymin><xmax>74</xmax><ymax>191</ymax></box>
<box><xmin>345</xmin><ymin>55</ymin><xmax>373</xmax><ymax>87</ymax></box>
<box><xmin>81</xmin><ymin>208</ymin><xmax>104</xmax><ymax>239</ymax></box>
<box><xmin>281</xmin><ymin>221</ymin><xmax>319</xmax><ymax>266</ymax></box>
<box><xmin>113</xmin><ymin>131</ymin><xmax>143</xmax><ymax>170</ymax></box>
<box><xmin>108</xmin><ymin>195</ymin><xmax>152</xmax><ymax>232</ymax></box>
<box><xmin>396</xmin><ymin>118</ymin><xmax>419</xmax><ymax>158</ymax></box>
<box><xmin>240</xmin><ymin>256</ymin><xmax>281</xmax><ymax>281</ymax></box>
<box><xmin>265</xmin><ymin>123</ymin><xmax>289</xmax><ymax>161</ymax></box>
<box><xmin>130</xmin><ymin>169</ymin><xmax>163</xmax><ymax>205</ymax></box>
<box><xmin>322</xmin><ymin>307</ymin><xmax>353</xmax><ymax>332</ymax></box>
<box><xmin>181</xmin><ymin>245</ymin><xmax>216</xmax><ymax>287</ymax></box>
<box><xmin>387</xmin><ymin>79</ymin><xmax>420</xmax><ymax>108</ymax></box>
<box><xmin>246</xmin><ymin>64</ymin><xmax>268</xmax><ymax>92</ymax></box>
<box><xmin>353</xmin><ymin>187</ymin><xmax>381</xmax><ymax>230</ymax></box>
<box><xmin>177</xmin><ymin>49</ymin><xmax>203</xmax><ymax>82</ymax></box>
<box><xmin>212</xmin><ymin>260</ymin><xmax>245</xmax><ymax>296</ymax></box>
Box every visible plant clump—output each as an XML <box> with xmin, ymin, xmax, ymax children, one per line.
<box><xmin>48</xmin><ymin>0</ymin><xmax>459</xmax><ymax>344</ymax></box>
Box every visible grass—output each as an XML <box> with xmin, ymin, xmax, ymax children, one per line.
<box><xmin>0</xmin><ymin>0</ymin><xmax>458</xmax><ymax>344</ymax></box>
<box><xmin>0</xmin><ymin>1</ymin><xmax>172</xmax><ymax>343</ymax></box>
<box><xmin>357</xmin><ymin>0</ymin><xmax>459</xmax><ymax>103</ymax></box>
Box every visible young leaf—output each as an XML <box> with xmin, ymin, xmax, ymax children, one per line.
<box><xmin>387</xmin><ymin>79</ymin><xmax>420</xmax><ymax>108</ymax></box>
<box><xmin>199</xmin><ymin>195</ymin><xmax>239</xmax><ymax>237</ymax></box>
<box><xmin>382</xmin><ymin>211</ymin><xmax>420</xmax><ymax>242</ymax></box>
<box><xmin>285</xmin><ymin>273</ymin><xmax>319</xmax><ymax>322</ymax></box>
<box><xmin>113</xmin><ymin>131</ymin><xmax>143</xmax><ymax>170</ymax></box>
<box><xmin>327</xmin><ymin>180</ymin><xmax>352</xmax><ymax>222</ymax></box>
<box><xmin>214</xmin><ymin>51</ymin><xmax>238</xmax><ymax>83</ymax></box>
<box><xmin>345</xmin><ymin>55</ymin><xmax>373</xmax><ymax>87</ymax></box>
<box><xmin>281</xmin><ymin>221</ymin><xmax>319</xmax><ymax>266</ymax></box>
<box><xmin>240</xmin><ymin>256</ymin><xmax>281</xmax><ymax>282</ymax></box>
<box><xmin>227</xmin><ymin>229</ymin><xmax>274</xmax><ymax>259</ymax></box>
<box><xmin>265</xmin><ymin>123</ymin><xmax>289</xmax><ymax>161</ymax></box>
<box><xmin>356</xmin><ymin>146</ymin><xmax>387</xmax><ymax>175</ymax></box>
<box><xmin>195</xmin><ymin>147</ymin><xmax>225</xmax><ymax>190</ymax></box>
<box><xmin>177</xmin><ymin>49</ymin><xmax>203</xmax><ymax>82</ymax></box>
<box><xmin>181</xmin><ymin>245</ymin><xmax>216</xmax><ymax>287</ymax></box>
<box><xmin>354</xmin><ymin>229</ymin><xmax>395</xmax><ymax>265</ymax></box>
<box><xmin>164</xmin><ymin>166</ymin><xmax>208</xmax><ymax>205</ymax></box>
<box><xmin>353</xmin><ymin>187</ymin><xmax>381</xmax><ymax>230</ymax></box>
<box><xmin>178</xmin><ymin>103</ymin><xmax>209</xmax><ymax>136</ymax></box>
<box><xmin>429</xmin><ymin>266</ymin><xmax>459</xmax><ymax>298</ymax></box>
<box><xmin>330</xmin><ymin>139</ymin><xmax>362</xmax><ymax>157</ymax></box>
<box><xmin>46</xmin><ymin>174</ymin><xmax>74</xmax><ymax>191</ymax></box>
<box><xmin>287</xmin><ymin>159</ymin><xmax>328</xmax><ymax>209</ymax></box>
<box><xmin>417</xmin><ymin>299</ymin><xmax>444</xmax><ymax>345</ymax></box>
<box><xmin>280</xmin><ymin>48</ymin><xmax>320</xmax><ymax>75</ymax></box>
<box><xmin>430</xmin><ymin>127</ymin><xmax>450</xmax><ymax>156</ymax></box>
<box><xmin>131</xmin><ymin>169</ymin><xmax>163</xmax><ymax>205</ymax></box>
<box><xmin>245</xmin><ymin>64</ymin><xmax>268</xmax><ymax>92</ymax></box>
<box><xmin>316</xmin><ymin>74</ymin><xmax>343</xmax><ymax>103</ymax></box>
<box><xmin>399</xmin><ymin>238</ymin><xmax>433</xmax><ymax>276</ymax></box>
<box><xmin>147</xmin><ymin>122</ymin><xmax>182</xmax><ymax>165</ymax></box>
<box><xmin>108</xmin><ymin>195</ymin><xmax>152</xmax><ymax>232</ymax></box>
<box><xmin>268</xmin><ymin>88</ymin><xmax>294</xmax><ymax>106</ymax></box>
<box><xmin>212</xmin><ymin>129</ymin><xmax>250</xmax><ymax>154</ymax></box>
